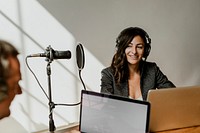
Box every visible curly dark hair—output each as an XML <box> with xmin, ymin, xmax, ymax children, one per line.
<box><xmin>111</xmin><ymin>27</ymin><xmax>151</xmax><ymax>84</ymax></box>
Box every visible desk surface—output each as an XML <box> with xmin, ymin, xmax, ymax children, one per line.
<box><xmin>34</xmin><ymin>122</ymin><xmax>79</xmax><ymax>133</ymax></box>
<box><xmin>153</xmin><ymin>125</ymin><xmax>200</xmax><ymax>133</ymax></box>
<box><xmin>35</xmin><ymin>123</ymin><xmax>200</xmax><ymax>133</ymax></box>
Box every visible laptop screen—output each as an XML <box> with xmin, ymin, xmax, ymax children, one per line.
<box><xmin>79</xmin><ymin>90</ymin><xmax>150</xmax><ymax>133</ymax></box>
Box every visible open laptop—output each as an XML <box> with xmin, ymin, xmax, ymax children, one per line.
<box><xmin>79</xmin><ymin>90</ymin><xmax>151</xmax><ymax>133</ymax></box>
<box><xmin>147</xmin><ymin>86</ymin><xmax>200</xmax><ymax>132</ymax></box>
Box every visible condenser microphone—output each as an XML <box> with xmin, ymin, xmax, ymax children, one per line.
<box><xmin>27</xmin><ymin>50</ymin><xmax>71</xmax><ymax>59</ymax></box>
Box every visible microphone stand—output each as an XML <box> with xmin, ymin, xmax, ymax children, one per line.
<box><xmin>45</xmin><ymin>46</ymin><xmax>56</xmax><ymax>132</ymax></box>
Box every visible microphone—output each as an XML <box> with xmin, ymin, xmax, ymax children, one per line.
<box><xmin>27</xmin><ymin>49</ymin><xmax>71</xmax><ymax>59</ymax></box>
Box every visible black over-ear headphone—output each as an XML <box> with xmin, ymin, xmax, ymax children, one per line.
<box><xmin>0</xmin><ymin>45</ymin><xmax>9</xmax><ymax>102</ymax></box>
<box><xmin>116</xmin><ymin>27</ymin><xmax>151</xmax><ymax>59</ymax></box>
<box><xmin>140</xmin><ymin>27</ymin><xmax>151</xmax><ymax>59</ymax></box>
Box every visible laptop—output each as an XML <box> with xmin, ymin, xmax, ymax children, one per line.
<box><xmin>79</xmin><ymin>90</ymin><xmax>151</xmax><ymax>133</ymax></box>
<box><xmin>147</xmin><ymin>86</ymin><xmax>200</xmax><ymax>132</ymax></box>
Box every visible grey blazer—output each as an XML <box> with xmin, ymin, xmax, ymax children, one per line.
<box><xmin>100</xmin><ymin>61</ymin><xmax>176</xmax><ymax>100</ymax></box>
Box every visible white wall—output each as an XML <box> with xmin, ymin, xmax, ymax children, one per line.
<box><xmin>0</xmin><ymin>0</ymin><xmax>103</xmax><ymax>132</ymax></box>
<box><xmin>0</xmin><ymin>0</ymin><xmax>200</xmax><ymax>132</ymax></box>
<box><xmin>38</xmin><ymin>0</ymin><xmax>200</xmax><ymax>87</ymax></box>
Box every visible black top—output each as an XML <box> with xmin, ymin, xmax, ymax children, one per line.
<box><xmin>100</xmin><ymin>61</ymin><xmax>176</xmax><ymax>100</ymax></box>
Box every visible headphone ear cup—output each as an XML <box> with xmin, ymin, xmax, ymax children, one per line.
<box><xmin>115</xmin><ymin>36</ymin><xmax>120</xmax><ymax>51</ymax></box>
<box><xmin>0</xmin><ymin>78</ymin><xmax>8</xmax><ymax>102</ymax></box>
<box><xmin>0</xmin><ymin>56</ymin><xmax>8</xmax><ymax>102</ymax></box>
<box><xmin>115</xmin><ymin>43</ymin><xmax>119</xmax><ymax>51</ymax></box>
<box><xmin>143</xmin><ymin>31</ymin><xmax>151</xmax><ymax>59</ymax></box>
<box><xmin>144</xmin><ymin>42</ymin><xmax>151</xmax><ymax>59</ymax></box>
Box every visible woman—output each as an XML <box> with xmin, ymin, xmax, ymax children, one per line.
<box><xmin>101</xmin><ymin>27</ymin><xmax>175</xmax><ymax>100</ymax></box>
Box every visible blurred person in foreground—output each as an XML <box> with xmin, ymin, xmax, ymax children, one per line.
<box><xmin>0</xmin><ymin>40</ymin><xmax>22</xmax><ymax>119</ymax></box>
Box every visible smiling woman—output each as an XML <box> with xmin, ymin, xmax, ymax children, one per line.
<box><xmin>100</xmin><ymin>27</ymin><xmax>176</xmax><ymax>101</ymax></box>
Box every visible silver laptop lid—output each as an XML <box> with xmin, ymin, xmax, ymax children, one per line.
<box><xmin>79</xmin><ymin>90</ymin><xmax>150</xmax><ymax>133</ymax></box>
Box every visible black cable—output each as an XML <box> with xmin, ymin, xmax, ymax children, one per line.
<box><xmin>79</xmin><ymin>69</ymin><xmax>86</xmax><ymax>90</ymax></box>
<box><xmin>25</xmin><ymin>56</ymin><xmax>49</xmax><ymax>100</ymax></box>
<box><xmin>25</xmin><ymin>57</ymin><xmax>87</xmax><ymax>107</ymax></box>
<box><xmin>55</xmin><ymin>102</ymin><xmax>81</xmax><ymax>106</ymax></box>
